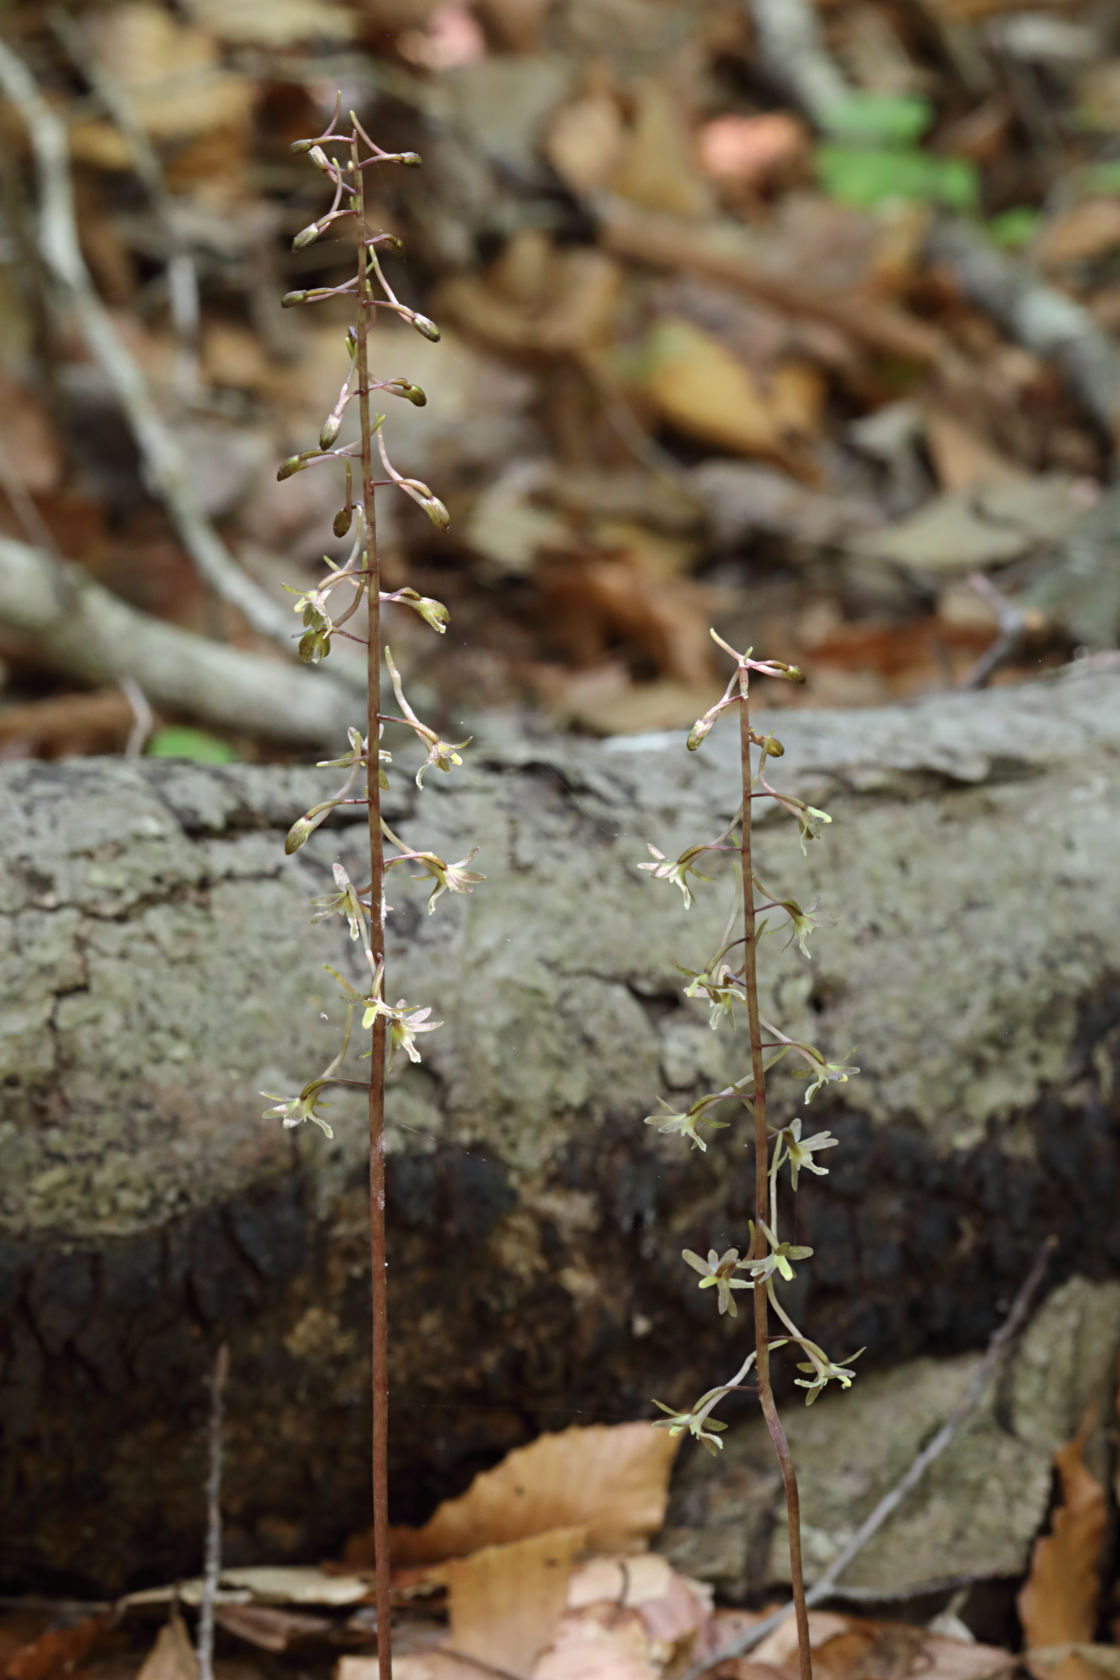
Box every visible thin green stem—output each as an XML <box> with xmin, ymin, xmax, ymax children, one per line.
<box><xmin>353</xmin><ymin>133</ymin><xmax>392</xmax><ymax>1680</ymax></box>
<box><xmin>738</xmin><ymin>671</ymin><xmax>812</xmax><ymax>1680</ymax></box>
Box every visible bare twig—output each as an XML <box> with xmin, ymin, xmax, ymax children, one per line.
<box><xmin>746</xmin><ymin>0</ymin><xmax>853</xmax><ymax>126</ymax></box>
<box><xmin>925</xmin><ymin>218</ymin><xmax>1120</xmax><ymax>452</ymax></box>
<box><xmin>0</xmin><ymin>535</ymin><xmax>355</xmax><ymax>744</ymax></box>
<box><xmin>684</xmin><ymin>1235</ymin><xmax>1058</xmax><ymax>1679</ymax></box>
<box><xmin>47</xmin><ymin>6</ymin><xmax>201</xmax><ymax>399</ymax></box>
<box><xmin>197</xmin><ymin>1345</ymin><xmax>230</xmax><ymax>1680</ymax></box>
<box><xmin>0</xmin><ymin>40</ymin><xmax>303</xmax><ymax>652</ymax></box>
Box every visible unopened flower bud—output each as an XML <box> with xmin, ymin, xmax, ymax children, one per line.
<box><xmin>379</xmin><ymin>233</ymin><xmax>404</xmax><ymax>255</ymax></box>
<box><xmin>398</xmin><ymin>151</ymin><xmax>422</xmax><ymax>167</ymax></box>
<box><xmin>687</xmin><ymin>716</ymin><xmax>715</xmax><ymax>752</ymax></box>
<box><xmin>409</xmin><ymin>313</ymin><xmax>440</xmax><ymax>343</ymax></box>
<box><xmin>320</xmin><ymin>414</ymin><xmax>342</xmax><ymax>449</ymax></box>
<box><xmin>386</xmin><ymin>378</ymin><xmax>427</xmax><ymax>406</ymax></box>
<box><xmin>281</xmin><ymin>290</ymin><xmax>308</xmax><ymax>309</ymax></box>
<box><xmin>333</xmin><ymin>506</ymin><xmax>353</xmax><ymax>538</ymax></box>
<box><xmin>285</xmin><ymin>816</ymin><xmax>313</xmax><ymax>855</ymax></box>
<box><xmin>292</xmin><ymin>223</ymin><xmax>321</xmax><ymax>251</ymax></box>
<box><xmin>290</xmin><ymin>138</ymin><xmax>313</xmax><ymax>154</ymax></box>
<box><xmin>420</xmin><ymin>494</ymin><xmax>451</xmax><ymax>531</ymax></box>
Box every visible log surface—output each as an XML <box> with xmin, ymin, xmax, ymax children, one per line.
<box><xmin>2</xmin><ymin>666</ymin><xmax>1119</xmax><ymax>1591</ymax></box>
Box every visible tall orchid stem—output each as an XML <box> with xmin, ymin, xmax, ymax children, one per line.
<box><xmin>353</xmin><ymin>131</ymin><xmax>393</xmax><ymax>1680</ymax></box>
<box><xmin>738</xmin><ymin>666</ymin><xmax>812</xmax><ymax>1680</ymax></box>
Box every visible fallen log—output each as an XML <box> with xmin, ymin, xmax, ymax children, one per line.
<box><xmin>2</xmin><ymin>664</ymin><xmax>1118</xmax><ymax>1592</ymax></box>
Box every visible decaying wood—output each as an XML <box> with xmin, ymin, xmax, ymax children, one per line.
<box><xmin>2</xmin><ymin>667</ymin><xmax>1119</xmax><ymax>1591</ymax></box>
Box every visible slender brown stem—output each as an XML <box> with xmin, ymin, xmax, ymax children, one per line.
<box><xmin>738</xmin><ymin>670</ymin><xmax>812</xmax><ymax>1680</ymax></box>
<box><xmin>353</xmin><ymin>133</ymin><xmax>393</xmax><ymax>1680</ymax></box>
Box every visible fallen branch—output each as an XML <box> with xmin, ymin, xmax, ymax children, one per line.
<box><xmin>747</xmin><ymin>0</ymin><xmax>853</xmax><ymax>126</ymax></box>
<box><xmin>925</xmin><ymin>218</ymin><xmax>1120</xmax><ymax>450</ymax></box>
<box><xmin>0</xmin><ymin>535</ymin><xmax>354</xmax><ymax>745</ymax></box>
<box><xmin>596</xmin><ymin>195</ymin><xmax>944</xmax><ymax>366</ymax></box>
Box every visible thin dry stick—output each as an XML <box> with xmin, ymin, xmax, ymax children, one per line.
<box><xmin>738</xmin><ymin>669</ymin><xmax>812</xmax><ymax>1680</ymax></box>
<box><xmin>0</xmin><ymin>39</ymin><xmax>343</xmax><ymax>659</ymax></box>
<box><xmin>353</xmin><ymin>142</ymin><xmax>393</xmax><ymax>1680</ymax></box>
<box><xmin>0</xmin><ymin>535</ymin><xmax>355</xmax><ymax>743</ymax></box>
<box><xmin>197</xmin><ymin>1344</ymin><xmax>230</xmax><ymax>1680</ymax></box>
<box><xmin>686</xmin><ymin>1234</ymin><xmax>1058</xmax><ymax>1679</ymax></box>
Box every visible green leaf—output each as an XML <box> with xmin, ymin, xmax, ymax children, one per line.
<box><xmin>821</xmin><ymin>93</ymin><xmax>934</xmax><ymax>147</ymax></box>
<box><xmin>986</xmin><ymin>207</ymin><xmax>1040</xmax><ymax>249</ymax></box>
<box><xmin>145</xmin><ymin>727</ymin><xmax>237</xmax><ymax>763</ymax></box>
<box><xmin>815</xmin><ymin>143</ymin><xmax>979</xmax><ymax>211</ymax></box>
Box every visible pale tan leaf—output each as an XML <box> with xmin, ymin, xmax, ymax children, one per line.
<box><xmin>390</xmin><ymin>1423</ymin><xmax>679</xmax><ymax>1565</ymax></box>
<box><xmin>341</xmin><ymin>1654</ymin><xmax>478</xmax><ymax>1680</ymax></box>
<box><xmin>185</xmin><ymin>0</ymin><xmax>355</xmax><ymax>45</ymax></box>
<box><xmin>546</xmin><ymin>90</ymin><xmax>626</xmax><ymax>196</ymax></box>
<box><xmin>1034</xmin><ymin>199</ymin><xmax>1120</xmax><ymax>270</ymax></box>
<box><xmin>531</xmin><ymin>1603</ymin><xmax>657</xmax><ymax>1680</ymax></box>
<box><xmin>923</xmin><ymin>408</ymin><xmax>1023</xmax><ymax>493</ymax></box>
<box><xmin>126</xmin><ymin>1566</ymin><xmax>373</xmax><ymax>1608</ymax></box>
<box><xmin>610</xmin><ymin>79</ymin><xmax>713</xmax><ymax>219</ymax></box>
<box><xmin>1019</xmin><ymin>1409</ymin><xmax>1107</xmax><ymax>1680</ymax></box>
<box><xmin>636</xmin><ymin>317</ymin><xmax>819</xmax><ymax>467</ymax></box>
<box><xmin>137</xmin><ymin>1616</ymin><xmax>199</xmax><ymax>1680</ymax></box>
<box><xmin>1031</xmin><ymin>1649</ymin><xmax>1120</xmax><ymax>1680</ymax></box>
<box><xmin>446</xmin><ymin>1526</ymin><xmax>585</xmax><ymax>1678</ymax></box>
<box><xmin>69</xmin><ymin>4</ymin><xmax>250</xmax><ymax>165</ymax></box>
<box><xmin>212</xmin><ymin>1604</ymin><xmax>331</xmax><ymax>1652</ymax></box>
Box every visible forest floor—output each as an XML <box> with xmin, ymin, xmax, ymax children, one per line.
<box><xmin>2</xmin><ymin>0</ymin><xmax>1119</xmax><ymax>1671</ymax></box>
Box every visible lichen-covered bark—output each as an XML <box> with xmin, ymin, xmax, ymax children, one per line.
<box><xmin>1</xmin><ymin>667</ymin><xmax>1118</xmax><ymax>1592</ymax></box>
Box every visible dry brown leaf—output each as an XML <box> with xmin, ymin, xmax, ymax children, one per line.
<box><xmin>923</xmin><ymin>408</ymin><xmax>1023</xmax><ymax>492</ymax></box>
<box><xmin>342</xmin><ymin>1654</ymin><xmax>478</xmax><ymax>1680</ymax></box>
<box><xmin>185</xmin><ymin>0</ymin><xmax>355</xmax><ymax>45</ymax></box>
<box><xmin>69</xmin><ymin>4</ymin><xmax>251</xmax><ymax>166</ymax></box>
<box><xmin>1078</xmin><ymin>62</ymin><xmax>1120</xmax><ymax>134</ymax></box>
<box><xmin>696</xmin><ymin>113</ymin><xmax>808</xmax><ymax>190</ymax></box>
<box><xmin>532</xmin><ymin>1602</ymin><xmax>657</xmax><ymax>1680</ymax></box>
<box><xmin>3</xmin><ymin>1616</ymin><xmax>107</xmax><ymax>1680</ymax></box>
<box><xmin>124</xmin><ymin>1566</ymin><xmax>372</xmax><ymax>1609</ymax></box>
<box><xmin>536</xmin><ymin>549</ymin><xmax>717</xmax><ymax>685</ymax></box>
<box><xmin>446</xmin><ymin>1526</ymin><xmax>585</xmax><ymax>1678</ymax></box>
<box><xmin>635</xmin><ymin>317</ymin><xmax>817</xmax><ymax>471</ymax></box>
<box><xmin>0</xmin><ymin>374</ymin><xmax>63</xmax><ymax>495</ymax></box>
<box><xmin>1019</xmin><ymin>1407</ymin><xmax>1107</xmax><ymax>1680</ymax></box>
<box><xmin>610</xmin><ymin>79</ymin><xmax>713</xmax><ymax>219</ymax></box>
<box><xmin>753</xmin><ymin>1612</ymin><xmax>1009</xmax><ymax>1680</ymax></box>
<box><xmin>398</xmin><ymin>4</ymin><xmax>487</xmax><ymax>69</ymax></box>
<box><xmin>437</xmin><ymin>244</ymin><xmax>622</xmax><ymax>355</ymax></box>
<box><xmin>390</xmin><ymin>1423</ymin><xmax>679</xmax><ymax>1565</ymax></box>
<box><xmin>212</xmin><ymin>1603</ymin><xmax>333</xmax><ymax>1653</ymax></box>
<box><xmin>568</xmin><ymin>1555</ymin><xmax>711</xmax><ymax>1668</ymax></box>
<box><xmin>546</xmin><ymin>89</ymin><xmax>627</xmax><ymax>196</ymax></box>
<box><xmin>1035</xmin><ymin>200</ymin><xmax>1120</xmax><ymax>270</ymax></box>
<box><xmin>135</xmin><ymin>1617</ymin><xmax>199</xmax><ymax>1680</ymax></box>
<box><xmin>1032</xmin><ymin>1650</ymin><xmax>1120</xmax><ymax>1680</ymax></box>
